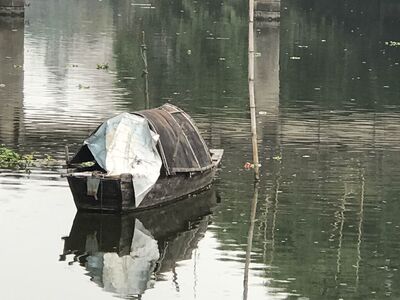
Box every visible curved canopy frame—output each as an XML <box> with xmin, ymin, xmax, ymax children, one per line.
<box><xmin>136</xmin><ymin>104</ymin><xmax>212</xmax><ymax>175</ymax></box>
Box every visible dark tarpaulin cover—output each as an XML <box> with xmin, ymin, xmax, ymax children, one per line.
<box><xmin>136</xmin><ymin>104</ymin><xmax>212</xmax><ymax>175</ymax></box>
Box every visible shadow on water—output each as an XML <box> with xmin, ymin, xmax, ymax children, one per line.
<box><xmin>60</xmin><ymin>188</ymin><xmax>220</xmax><ymax>299</ymax></box>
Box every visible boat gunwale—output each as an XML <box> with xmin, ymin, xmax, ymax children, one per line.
<box><xmin>65</xmin><ymin>149</ymin><xmax>223</xmax><ymax>180</ymax></box>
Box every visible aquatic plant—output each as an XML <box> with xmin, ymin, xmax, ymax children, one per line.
<box><xmin>0</xmin><ymin>145</ymin><xmax>34</xmax><ymax>169</ymax></box>
<box><xmin>79</xmin><ymin>161</ymin><xmax>95</xmax><ymax>167</ymax></box>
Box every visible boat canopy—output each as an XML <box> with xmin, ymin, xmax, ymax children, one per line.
<box><xmin>135</xmin><ymin>104</ymin><xmax>212</xmax><ymax>175</ymax></box>
<box><xmin>70</xmin><ymin>104</ymin><xmax>212</xmax><ymax>176</ymax></box>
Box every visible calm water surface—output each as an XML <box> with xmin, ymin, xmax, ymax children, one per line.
<box><xmin>1</xmin><ymin>0</ymin><xmax>400</xmax><ymax>299</ymax></box>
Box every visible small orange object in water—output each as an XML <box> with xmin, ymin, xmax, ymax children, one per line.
<box><xmin>244</xmin><ymin>162</ymin><xmax>254</xmax><ymax>170</ymax></box>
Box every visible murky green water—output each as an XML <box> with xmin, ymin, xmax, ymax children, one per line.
<box><xmin>1</xmin><ymin>0</ymin><xmax>400</xmax><ymax>299</ymax></box>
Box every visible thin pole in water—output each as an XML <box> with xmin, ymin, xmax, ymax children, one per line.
<box><xmin>248</xmin><ymin>0</ymin><xmax>260</xmax><ymax>181</ymax></box>
<box><xmin>140</xmin><ymin>31</ymin><xmax>150</xmax><ymax>109</ymax></box>
<box><xmin>65</xmin><ymin>145</ymin><xmax>70</xmax><ymax>165</ymax></box>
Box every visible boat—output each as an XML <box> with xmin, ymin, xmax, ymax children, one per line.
<box><xmin>60</xmin><ymin>188</ymin><xmax>219</xmax><ymax>297</ymax></box>
<box><xmin>65</xmin><ymin>104</ymin><xmax>223</xmax><ymax>213</ymax></box>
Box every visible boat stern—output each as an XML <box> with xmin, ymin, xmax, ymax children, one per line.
<box><xmin>66</xmin><ymin>173</ymin><xmax>136</xmax><ymax>213</ymax></box>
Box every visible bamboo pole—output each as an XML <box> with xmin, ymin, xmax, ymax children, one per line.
<box><xmin>140</xmin><ymin>31</ymin><xmax>150</xmax><ymax>109</ymax></box>
<box><xmin>248</xmin><ymin>0</ymin><xmax>260</xmax><ymax>180</ymax></box>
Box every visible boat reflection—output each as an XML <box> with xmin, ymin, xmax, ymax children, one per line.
<box><xmin>60</xmin><ymin>188</ymin><xmax>220</xmax><ymax>298</ymax></box>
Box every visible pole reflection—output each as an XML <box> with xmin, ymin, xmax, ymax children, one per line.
<box><xmin>243</xmin><ymin>183</ymin><xmax>259</xmax><ymax>300</ymax></box>
<box><xmin>0</xmin><ymin>16</ymin><xmax>24</xmax><ymax>146</ymax></box>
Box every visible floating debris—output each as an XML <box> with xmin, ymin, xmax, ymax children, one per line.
<box><xmin>385</xmin><ymin>41</ymin><xmax>400</xmax><ymax>47</ymax></box>
<box><xmin>244</xmin><ymin>162</ymin><xmax>254</xmax><ymax>169</ymax></box>
<box><xmin>96</xmin><ymin>63</ymin><xmax>109</xmax><ymax>70</ymax></box>
<box><xmin>78</xmin><ymin>84</ymin><xmax>90</xmax><ymax>89</ymax></box>
<box><xmin>290</xmin><ymin>56</ymin><xmax>301</xmax><ymax>60</ymax></box>
<box><xmin>0</xmin><ymin>83</ymin><xmax>5</xmax><ymax>88</ymax></box>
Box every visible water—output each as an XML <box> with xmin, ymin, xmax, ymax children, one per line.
<box><xmin>1</xmin><ymin>0</ymin><xmax>400</xmax><ymax>299</ymax></box>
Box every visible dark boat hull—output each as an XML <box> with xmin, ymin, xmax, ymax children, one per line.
<box><xmin>67</xmin><ymin>167</ymin><xmax>218</xmax><ymax>213</ymax></box>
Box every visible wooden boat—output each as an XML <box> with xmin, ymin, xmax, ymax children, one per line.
<box><xmin>60</xmin><ymin>188</ymin><xmax>219</xmax><ymax>297</ymax></box>
<box><xmin>66</xmin><ymin>104</ymin><xmax>223</xmax><ymax>213</ymax></box>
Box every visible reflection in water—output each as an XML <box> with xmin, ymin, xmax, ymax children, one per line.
<box><xmin>243</xmin><ymin>184</ymin><xmax>259</xmax><ymax>300</ymax></box>
<box><xmin>0</xmin><ymin>16</ymin><xmax>24</xmax><ymax>146</ymax></box>
<box><xmin>61</xmin><ymin>189</ymin><xmax>219</xmax><ymax>298</ymax></box>
<box><xmin>22</xmin><ymin>0</ymin><xmax>126</xmax><ymax>155</ymax></box>
<box><xmin>255</xmin><ymin>21</ymin><xmax>279</xmax><ymax>117</ymax></box>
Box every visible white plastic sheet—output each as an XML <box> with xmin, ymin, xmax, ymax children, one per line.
<box><xmin>85</xmin><ymin>113</ymin><xmax>162</xmax><ymax>205</ymax></box>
